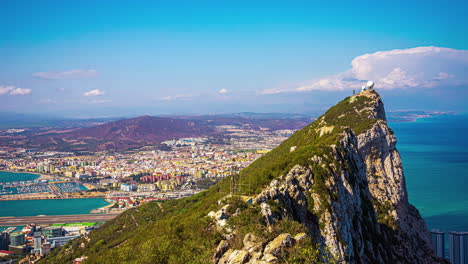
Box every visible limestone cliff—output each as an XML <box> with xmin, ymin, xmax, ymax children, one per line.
<box><xmin>213</xmin><ymin>90</ymin><xmax>442</xmax><ymax>263</ymax></box>
<box><xmin>41</xmin><ymin>90</ymin><xmax>444</xmax><ymax>264</ymax></box>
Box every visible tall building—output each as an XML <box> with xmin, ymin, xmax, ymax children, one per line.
<box><xmin>431</xmin><ymin>229</ymin><xmax>445</xmax><ymax>258</ymax></box>
<box><xmin>33</xmin><ymin>231</ymin><xmax>42</xmax><ymax>252</ymax></box>
<box><xmin>9</xmin><ymin>232</ymin><xmax>25</xmax><ymax>246</ymax></box>
<box><xmin>40</xmin><ymin>242</ymin><xmax>51</xmax><ymax>256</ymax></box>
<box><xmin>0</xmin><ymin>232</ymin><xmax>9</xmax><ymax>250</ymax></box>
<box><xmin>450</xmin><ymin>232</ymin><xmax>468</xmax><ymax>264</ymax></box>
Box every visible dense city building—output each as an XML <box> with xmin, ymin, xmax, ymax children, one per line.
<box><xmin>450</xmin><ymin>232</ymin><xmax>468</xmax><ymax>264</ymax></box>
<box><xmin>431</xmin><ymin>229</ymin><xmax>445</xmax><ymax>259</ymax></box>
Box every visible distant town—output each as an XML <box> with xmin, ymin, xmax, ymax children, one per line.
<box><xmin>0</xmin><ymin>125</ymin><xmax>294</xmax><ymax>263</ymax></box>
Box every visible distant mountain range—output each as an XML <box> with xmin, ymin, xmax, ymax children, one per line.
<box><xmin>0</xmin><ymin>112</ymin><xmax>120</xmax><ymax>129</ymax></box>
<box><xmin>168</xmin><ymin>114</ymin><xmax>312</xmax><ymax>131</ymax></box>
<box><xmin>12</xmin><ymin>116</ymin><xmax>215</xmax><ymax>152</ymax></box>
<box><xmin>0</xmin><ymin>114</ymin><xmax>313</xmax><ymax>152</ymax></box>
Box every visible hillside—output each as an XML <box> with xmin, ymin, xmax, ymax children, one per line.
<box><xmin>41</xmin><ymin>90</ymin><xmax>444</xmax><ymax>264</ymax></box>
<box><xmin>168</xmin><ymin>114</ymin><xmax>312</xmax><ymax>131</ymax></box>
<box><xmin>25</xmin><ymin>116</ymin><xmax>215</xmax><ymax>151</ymax></box>
<box><xmin>0</xmin><ymin>114</ymin><xmax>311</xmax><ymax>152</ymax></box>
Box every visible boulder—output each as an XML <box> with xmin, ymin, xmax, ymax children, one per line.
<box><xmin>220</xmin><ymin>249</ymin><xmax>249</xmax><ymax>264</ymax></box>
<box><xmin>263</xmin><ymin>233</ymin><xmax>294</xmax><ymax>256</ymax></box>
<box><xmin>261</xmin><ymin>253</ymin><xmax>279</xmax><ymax>264</ymax></box>
<box><xmin>213</xmin><ymin>240</ymin><xmax>230</xmax><ymax>262</ymax></box>
<box><xmin>243</xmin><ymin>233</ymin><xmax>263</xmax><ymax>252</ymax></box>
<box><xmin>293</xmin><ymin>233</ymin><xmax>307</xmax><ymax>244</ymax></box>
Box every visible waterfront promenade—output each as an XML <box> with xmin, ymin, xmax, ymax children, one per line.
<box><xmin>0</xmin><ymin>213</ymin><xmax>120</xmax><ymax>226</ymax></box>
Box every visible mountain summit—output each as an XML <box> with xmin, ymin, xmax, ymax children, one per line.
<box><xmin>42</xmin><ymin>90</ymin><xmax>443</xmax><ymax>264</ymax></box>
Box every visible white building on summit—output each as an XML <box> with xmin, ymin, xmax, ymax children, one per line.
<box><xmin>360</xmin><ymin>81</ymin><xmax>375</xmax><ymax>93</ymax></box>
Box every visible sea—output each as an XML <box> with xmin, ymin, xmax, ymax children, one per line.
<box><xmin>389</xmin><ymin>114</ymin><xmax>468</xmax><ymax>232</ymax></box>
<box><xmin>0</xmin><ymin>198</ymin><xmax>109</xmax><ymax>217</ymax></box>
<box><xmin>0</xmin><ymin>115</ymin><xmax>466</xmax><ymax>232</ymax></box>
<box><xmin>0</xmin><ymin>171</ymin><xmax>108</xmax><ymax>216</ymax></box>
<box><xmin>0</xmin><ymin>171</ymin><xmax>40</xmax><ymax>183</ymax></box>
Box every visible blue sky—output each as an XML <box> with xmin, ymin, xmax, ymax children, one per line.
<box><xmin>1</xmin><ymin>0</ymin><xmax>467</xmax><ymax>117</ymax></box>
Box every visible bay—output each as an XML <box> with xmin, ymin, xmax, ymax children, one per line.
<box><xmin>0</xmin><ymin>198</ymin><xmax>109</xmax><ymax>217</ymax></box>
<box><xmin>390</xmin><ymin>114</ymin><xmax>468</xmax><ymax>232</ymax></box>
<box><xmin>0</xmin><ymin>171</ymin><xmax>39</xmax><ymax>183</ymax></box>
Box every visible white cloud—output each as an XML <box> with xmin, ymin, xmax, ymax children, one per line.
<box><xmin>0</xmin><ymin>85</ymin><xmax>14</xmax><ymax>95</ymax></box>
<box><xmin>83</xmin><ymin>89</ymin><xmax>105</xmax><ymax>96</ymax></box>
<box><xmin>160</xmin><ymin>94</ymin><xmax>192</xmax><ymax>101</ymax></box>
<box><xmin>10</xmin><ymin>88</ymin><xmax>32</xmax><ymax>95</ymax></box>
<box><xmin>33</xmin><ymin>69</ymin><xmax>98</xmax><ymax>80</ymax></box>
<box><xmin>260</xmin><ymin>46</ymin><xmax>468</xmax><ymax>94</ymax></box>
<box><xmin>0</xmin><ymin>86</ymin><xmax>32</xmax><ymax>96</ymax></box>
<box><xmin>219</xmin><ymin>88</ymin><xmax>228</xmax><ymax>94</ymax></box>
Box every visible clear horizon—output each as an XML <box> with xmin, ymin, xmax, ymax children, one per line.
<box><xmin>1</xmin><ymin>0</ymin><xmax>467</xmax><ymax>117</ymax></box>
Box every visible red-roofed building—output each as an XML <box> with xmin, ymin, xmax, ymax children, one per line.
<box><xmin>0</xmin><ymin>250</ymin><xmax>14</xmax><ymax>256</ymax></box>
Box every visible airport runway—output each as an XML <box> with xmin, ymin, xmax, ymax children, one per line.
<box><xmin>0</xmin><ymin>213</ymin><xmax>120</xmax><ymax>226</ymax></box>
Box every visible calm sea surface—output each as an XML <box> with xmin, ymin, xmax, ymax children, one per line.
<box><xmin>0</xmin><ymin>198</ymin><xmax>109</xmax><ymax>217</ymax></box>
<box><xmin>390</xmin><ymin>114</ymin><xmax>468</xmax><ymax>232</ymax></box>
<box><xmin>0</xmin><ymin>171</ymin><xmax>39</xmax><ymax>182</ymax></box>
<box><xmin>0</xmin><ymin>171</ymin><xmax>108</xmax><ymax>216</ymax></box>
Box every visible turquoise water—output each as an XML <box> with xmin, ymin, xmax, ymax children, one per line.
<box><xmin>0</xmin><ymin>198</ymin><xmax>109</xmax><ymax>217</ymax></box>
<box><xmin>0</xmin><ymin>171</ymin><xmax>105</xmax><ymax>217</ymax></box>
<box><xmin>0</xmin><ymin>171</ymin><xmax>39</xmax><ymax>182</ymax></box>
<box><xmin>390</xmin><ymin>114</ymin><xmax>468</xmax><ymax>232</ymax></box>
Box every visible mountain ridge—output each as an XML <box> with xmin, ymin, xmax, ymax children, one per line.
<box><xmin>41</xmin><ymin>90</ymin><xmax>444</xmax><ymax>263</ymax></box>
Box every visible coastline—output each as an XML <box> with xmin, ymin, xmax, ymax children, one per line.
<box><xmin>38</xmin><ymin>173</ymin><xmax>55</xmax><ymax>180</ymax></box>
<box><xmin>0</xmin><ymin>169</ymin><xmax>57</xmax><ymax>181</ymax></box>
<box><xmin>0</xmin><ymin>169</ymin><xmax>40</xmax><ymax>177</ymax></box>
<box><xmin>0</xmin><ymin>170</ymin><xmax>108</xmax><ymax>201</ymax></box>
<box><xmin>90</xmin><ymin>198</ymin><xmax>116</xmax><ymax>214</ymax></box>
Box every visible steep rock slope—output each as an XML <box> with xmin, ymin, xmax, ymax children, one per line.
<box><xmin>41</xmin><ymin>90</ymin><xmax>443</xmax><ymax>264</ymax></box>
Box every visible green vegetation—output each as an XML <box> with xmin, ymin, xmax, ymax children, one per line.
<box><xmin>373</xmin><ymin>200</ymin><xmax>398</xmax><ymax>230</ymax></box>
<box><xmin>238</xmin><ymin>91</ymin><xmax>382</xmax><ymax>195</ymax></box>
<box><xmin>41</xmin><ymin>91</ymin><xmax>385</xmax><ymax>264</ymax></box>
<box><xmin>284</xmin><ymin>239</ymin><xmax>339</xmax><ymax>264</ymax></box>
<box><xmin>51</xmin><ymin>223</ymin><xmax>97</xmax><ymax>227</ymax></box>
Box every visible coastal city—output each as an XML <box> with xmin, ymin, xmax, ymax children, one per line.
<box><xmin>0</xmin><ymin>126</ymin><xmax>294</xmax><ymax>263</ymax></box>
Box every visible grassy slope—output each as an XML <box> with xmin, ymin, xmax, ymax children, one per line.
<box><xmin>41</xmin><ymin>91</ymin><xmax>381</xmax><ymax>264</ymax></box>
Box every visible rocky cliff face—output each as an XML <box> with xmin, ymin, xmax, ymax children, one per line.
<box><xmin>213</xmin><ymin>90</ymin><xmax>443</xmax><ymax>263</ymax></box>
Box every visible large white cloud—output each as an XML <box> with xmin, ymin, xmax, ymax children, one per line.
<box><xmin>261</xmin><ymin>46</ymin><xmax>468</xmax><ymax>94</ymax></box>
<box><xmin>33</xmin><ymin>69</ymin><xmax>98</xmax><ymax>80</ymax></box>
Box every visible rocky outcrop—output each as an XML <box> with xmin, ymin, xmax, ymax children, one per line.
<box><xmin>215</xmin><ymin>233</ymin><xmax>299</xmax><ymax>264</ymax></box>
<box><xmin>263</xmin><ymin>233</ymin><xmax>294</xmax><ymax>256</ymax></box>
<box><xmin>214</xmin><ymin>90</ymin><xmax>444</xmax><ymax>263</ymax></box>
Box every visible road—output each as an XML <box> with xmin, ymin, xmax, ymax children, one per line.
<box><xmin>0</xmin><ymin>213</ymin><xmax>120</xmax><ymax>226</ymax></box>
